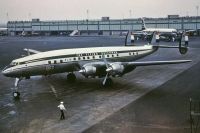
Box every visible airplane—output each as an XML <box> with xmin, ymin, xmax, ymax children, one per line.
<box><xmin>141</xmin><ymin>18</ymin><xmax>177</xmax><ymax>33</ymax></box>
<box><xmin>2</xmin><ymin>32</ymin><xmax>191</xmax><ymax>99</ymax></box>
<box><xmin>132</xmin><ymin>19</ymin><xmax>178</xmax><ymax>41</ymax></box>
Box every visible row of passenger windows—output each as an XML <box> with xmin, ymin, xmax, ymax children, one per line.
<box><xmin>129</xmin><ymin>52</ymin><xmax>138</xmax><ymax>55</ymax></box>
<box><xmin>48</xmin><ymin>54</ymin><xmax>121</xmax><ymax>64</ymax></box>
<box><xmin>47</xmin><ymin>52</ymin><xmax>139</xmax><ymax>64</ymax></box>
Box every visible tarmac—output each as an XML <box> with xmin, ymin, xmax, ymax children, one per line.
<box><xmin>0</xmin><ymin>36</ymin><xmax>200</xmax><ymax>133</ymax></box>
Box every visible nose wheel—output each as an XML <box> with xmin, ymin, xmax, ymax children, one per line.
<box><xmin>13</xmin><ymin>78</ymin><xmax>22</xmax><ymax>99</ymax></box>
<box><xmin>13</xmin><ymin>91</ymin><xmax>20</xmax><ymax>99</ymax></box>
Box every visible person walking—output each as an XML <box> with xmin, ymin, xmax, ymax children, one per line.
<box><xmin>155</xmin><ymin>32</ymin><xmax>160</xmax><ymax>43</ymax></box>
<box><xmin>184</xmin><ymin>33</ymin><xmax>189</xmax><ymax>47</ymax></box>
<box><xmin>131</xmin><ymin>32</ymin><xmax>135</xmax><ymax>44</ymax></box>
<box><xmin>58</xmin><ymin>101</ymin><xmax>66</xmax><ymax>120</ymax></box>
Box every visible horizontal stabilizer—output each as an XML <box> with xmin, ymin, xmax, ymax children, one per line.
<box><xmin>24</xmin><ymin>48</ymin><xmax>41</xmax><ymax>55</ymax></box>
<box><xmin>128</xmin><ymin>60</ymin><xmax>192</xmax><ymax>66</ymax></box>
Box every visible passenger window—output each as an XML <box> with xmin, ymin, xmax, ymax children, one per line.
<box><xmin>112</xmin><ymin>55</ymin><xmax>114</xmax><ymax>57</ymax></box>
<box><xmin>87</xmin><ymin>57</ymin><xmax>90</xmax><ymax>59</ymax></box>
<box><xmin>60</xmin><ymin>60</ymin><xmax>63</xmax><ymax>63</ymax></box>
<box><xmin>48</xmin><ymin>61</ymin><xmax>51</xmax><ymax>64</ymax></box>
<box><xmin>83</xmin><ymin>57</ymin><xmax>85</xmax><ymax>60</ymax></box>
<box><xmin>73</xmin><ymin>58</ymin><xmax>76</xmax><ymax>60</ymax></box>
<box><xmin>78</xmin><ymin>57</ymin><xmax>81</xmax><ymax>60</ymax></box>
<box><xmin>99</xmin><ymin>56</ymin><xmax>102</xmax><ymax>58</ymax></box>
<box><xmin>54</xmin><ymin>60</ymin><xmax>57</xmax><ymax>64</ymax></box>
<box><xmin>93</xmin><ymin>56</ymin><xmax>95</xmax><ymax>59</ymax></box>
<box><xmin>107</xmin><ymin>55</ymin><xmax>109</xmax><ymax>57</ymax></box>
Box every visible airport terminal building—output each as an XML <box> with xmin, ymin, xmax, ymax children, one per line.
<box><xmin>7</xmin><ymin>16</ymin><xmax>200</xmax><ymax>36</ymax></box>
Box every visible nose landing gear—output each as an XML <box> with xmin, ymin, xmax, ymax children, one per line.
<box><xmin>13</xmin><ymin>91</ymin><xmax>20</xmax><ymax>99</ymax></box>
<box><xmin>13</xmin><ymin>78</ymin><xmax>22</xmax><ymax>99</ymax></box>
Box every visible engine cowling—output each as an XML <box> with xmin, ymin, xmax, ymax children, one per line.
<box><xmin>107</xmin><ymin>63</ymin><xmax>125</xmax><ymax>76</ymax></box>
<box><xmin>79</xmin><ymin>65</ymin><xmax>97</xmax><ymax>77</ymax></box>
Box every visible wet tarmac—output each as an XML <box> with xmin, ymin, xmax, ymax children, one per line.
<box><xmin>0</xmin><ymin>36</ymin><xmax>199</xmax><ymax>133</ymax></box>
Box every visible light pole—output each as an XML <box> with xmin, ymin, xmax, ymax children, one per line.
<box><xmin>86</xmin><ymin>9</ymin><xmax>89</xmax><ymax>20</ymax></box>
<box><xmin>195</xmin><ymin>6</ymin><xmax>199</xmax><ymax>31</ymax></box>
<box><xmin>129</xmin><ymin>10</ymin><xmax>132</xmax><ymax>18</ymax></box>
<box><xmin>196</xmin><ymin>6</ymin><xmax>199</xmax><ymax>17</ymax></box>
<box><xmin>6</xmin><ymin>12</ymin><xmax>9</xmax><ymax>22</ymax></box>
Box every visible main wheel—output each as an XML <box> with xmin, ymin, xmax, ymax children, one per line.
<box><xmin>13</xmin><ymin>91</ymin><xmax>20</xmax><ymax>99</ymax></box>
<box><xmin>67</xmin><ymin>73</ymin><xmax>76</xmax><ymax>82</ymax></box>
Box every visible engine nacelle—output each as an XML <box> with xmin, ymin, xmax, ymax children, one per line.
<box><xmin>79</xmin><ymin>65</ymin><xmax>97</xmax><ymax>77</ymax></box>
<box><xmin>108</xmin><ymin>63</ymin><xmax>125</xmax><ymax>76</ymax></box>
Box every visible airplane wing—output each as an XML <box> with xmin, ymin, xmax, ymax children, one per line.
<box><xmin>24</xmin><ymin>48</ymin><xmax>41</xmax><ymax>55</ymax></box>
<box><xmin>127</xmin><ymin>60</ymin><xmax>192</xmax><ymax>66</ymax></box>
<box><xmin>79</xmin><ymin>59</ymin><xmax>191</xmax><ymax>86</ymax></box>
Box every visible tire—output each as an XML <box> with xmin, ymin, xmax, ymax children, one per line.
<box><xmin>13</xmin><ymin>91</ymin><xmax>20</xmax><ymax>99</ymax></box>
<box><xmin>67</xmin><ymin>73</ymin><xmax>76</xmax><ymax>82</ymax></box>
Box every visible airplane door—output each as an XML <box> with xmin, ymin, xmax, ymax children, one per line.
<box><xmin>46</xmin><ymin>61</ymin><xmax>55</xmax><ymax>74</ymax></box>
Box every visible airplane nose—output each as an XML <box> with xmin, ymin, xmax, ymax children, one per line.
<box><xmin>2</xmin><ymin>67</ymin><xmax>9</xmax><ymax>76</ymax></box>
<box><xmin>2</xmin><ymin>70</ymin><xmax>6</xmax><ymax>76</ymax></box>
<box><xmin>2</xmin><ymin>69</ymin><xmax>7</xmax><ymax>75</ymax></box>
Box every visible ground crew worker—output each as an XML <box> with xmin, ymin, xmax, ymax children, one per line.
<box><xmin>155</xmin><ymin>32</ymin><xmax>160</xmax><ymax>43</ymax></box>
<box><xmin>58</xmin><ymin>101</ymin><xmax>66</xmax><ymax>120</ymax></box>
<box><xmin>131</xmin><ymin>32</ymin><xmax>135</xmax><ymax>43</ymax></box>
<box><xmin>172</xmin><ymin>37</ymin><xmax>175</xmax><ymax>42</ymax></box>
<box><xmin>184</xmin><ymin>33</ymin><xmax>189</xmax><ymax>47</ymax></box>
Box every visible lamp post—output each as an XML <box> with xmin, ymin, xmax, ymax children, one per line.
<box><xmin>196</xmin><ymin>6</ymin><xmax>199</xmax><ymax>17</ymax></box>
<box><xmin>86</xmin><ymin>9</ymin><xmax>89</xmax><ymax>20</ymax></box>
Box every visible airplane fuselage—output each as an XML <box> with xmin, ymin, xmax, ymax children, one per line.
<box><xmin>143</xmin><ymin>28</ymin><xmax>177</xmax><ymax>33</ymax></box>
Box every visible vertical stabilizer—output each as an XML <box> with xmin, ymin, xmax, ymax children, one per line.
<box><xmin>141</xmin><ymin>18</ymin><xmax>146</xmax><ymax>30</ymax></box>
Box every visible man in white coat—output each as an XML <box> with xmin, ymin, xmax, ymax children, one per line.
<box><xmin>184</xmin><ymin>33</ymin><xmax>189</xmax><ymax>47</ymax></box>
<box><xmin>58</xmin><ymin>101</ymin><xmax>66</xmax><ymax>120</ymax></box>
<box><xmin>131</xmin><ymin>32</ymin><xmax>135</xmax><ymax>43</ymax></box>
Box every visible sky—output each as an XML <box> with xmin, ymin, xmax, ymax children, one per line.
<box><xmin>0</xmin><ymin>0</ymin><xmax>200</xmax><ymax>23</ymax></box>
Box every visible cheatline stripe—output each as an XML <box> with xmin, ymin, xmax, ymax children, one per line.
<box><xmin>19</xmin><ymin>49</ymin><xmax>151</xmax><ymax>65</ymax></box>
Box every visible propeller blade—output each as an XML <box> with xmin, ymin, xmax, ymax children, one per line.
<box><xmin>102</xmin><ymin>73</ymin><xmax>108</xmax><ymax>85</ymax></box>
<box><xmin>102</xmin><ymin>54</ymin><xmax>109</xmax><ymax>68</ymax></box>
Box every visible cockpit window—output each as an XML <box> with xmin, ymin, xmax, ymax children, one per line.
<box><xmin>10</xmin><ymin>62</ymin><xmax>19</xmax><ymax>66</ymax></box>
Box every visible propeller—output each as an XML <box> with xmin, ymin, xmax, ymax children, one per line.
<box><xmin>102</xmin><ymin>54</ymin><xmax>112</xmax><ymax>85</ymax></box>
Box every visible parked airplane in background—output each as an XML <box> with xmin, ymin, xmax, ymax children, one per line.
<box><xmin>133</xmin><ymin>19</ymin><xmax>178</xmax><ymax>41</ymax></box>
<box><xmin>2</xmin><ymin>32</ymin><xmax>191</xmax><ymax>99</ymax></box>
<box><xmin>141</xmin><ymin>18</ymin><xmax>177</xmax><ymax>33</ymax></box>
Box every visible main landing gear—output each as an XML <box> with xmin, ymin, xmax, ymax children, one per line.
<box><xmin>67</xmin><ymin>73</ymin><xmax>76</xmax><ymax>82</ymax></box>
<box><xmin>13</xmin><ymin>78</ymin><xmax>22</xmax><ymax>99</ymax></box>
<box><xmin>102</xmin><ymin>77</ymin><xmax>113</xmax><ymax>87</ymax></box>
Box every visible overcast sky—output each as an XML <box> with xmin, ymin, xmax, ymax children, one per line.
<box><xmin>0</xmin><ymin>0</ymin><xmax>199</xmax><ymax>23</ymax></box>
